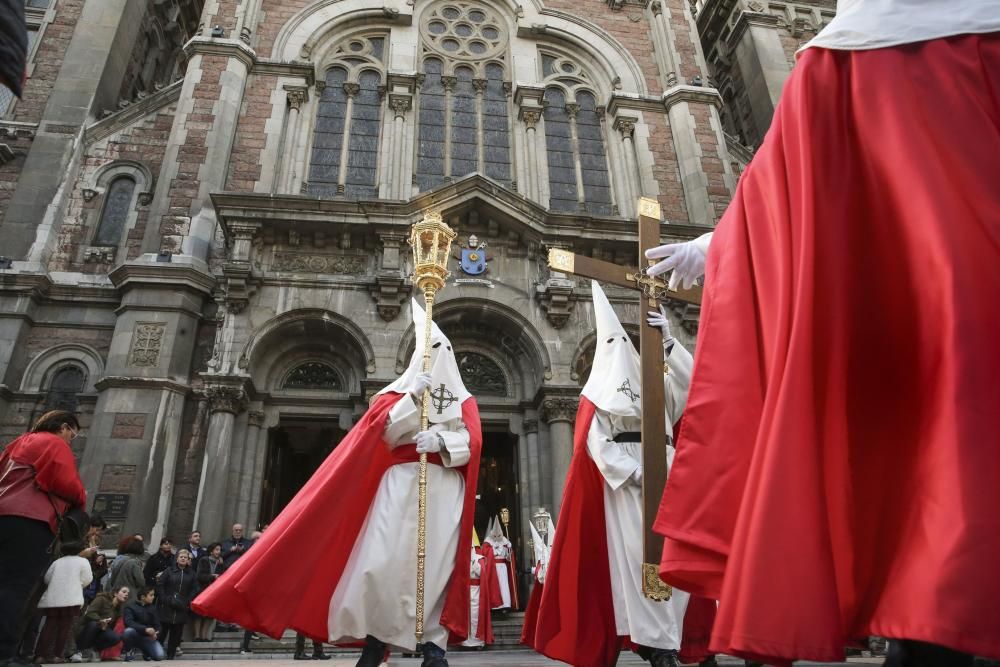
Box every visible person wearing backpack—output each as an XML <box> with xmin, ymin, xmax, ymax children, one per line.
<box><xmin>0</xmin><ymin>411</ymin><xmax>86</xmax><ymax>667</ymax></box>
<box><xmin>106</xmin><ymin>537</ymin><xmax>145</xmax><ymax>603</ymax></box>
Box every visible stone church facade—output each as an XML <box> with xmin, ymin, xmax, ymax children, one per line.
<box><xmin>0</xmin><ymin>0</ymin><xmax>832</xmax><ymax>594</ymax></box>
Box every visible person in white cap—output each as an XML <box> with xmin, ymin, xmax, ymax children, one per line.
<box><xmin>645</xmin><ymin>2</ymin><xmax>1000</xmax><ymax>666</ymax></box>
<box><xmin>193</xmin><ymin>299</ymin><xmax>483</xmax><ymax>667</ymax></box>
<box><xmin>525</xmin><ymin>281</ymin><xmax>693</xmax><ymax>667</ymax></box>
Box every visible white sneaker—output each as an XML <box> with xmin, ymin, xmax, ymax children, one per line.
<box><xmin>175</xmin><ymin>649</ymin><xmax>183</xmax><ymax>657</ymax></box>
<box><xmin>70</xmin><ymin>653</ymin><xmax>84</xmax><ymax>663</ymax></box>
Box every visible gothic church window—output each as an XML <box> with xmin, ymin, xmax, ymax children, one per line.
<box><xmin>282</xmin><ymin>362</ymin><xmax>344</xmax><ymax>390</ymax></box>
<box><xmin>309</xmin><ymin>36</ymin><xmax>385</xmax><ymax>198</ymax></box>
<box><xmin>416</xmin><ymin>2</ymin><xmax>510</xmax><ymax>191</ymax></box>
<box><xmin>541</xmin><ymin>55</ymin><xmax>614</xmax><ymax>216</ymax></box>
<box><xmin>94</xmin><ymin>176</ymin><xmax>135</xmax><ymax>246</ymax></box>
<box><xmin>45</xmin><ymin>365</ymin><xmax>85</xmax><ymax>412</ymax></box>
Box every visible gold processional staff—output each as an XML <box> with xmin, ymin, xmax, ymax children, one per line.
<box><xmin>408</xmin><ymin>211</ymin><xmax>457</xmax><ymax>644</ymax></box>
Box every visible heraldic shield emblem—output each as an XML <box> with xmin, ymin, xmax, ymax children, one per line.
<box><xmin>460</xmin><ymin>248</ymin><xmax>487</xmax><ymax>275</ymax></box>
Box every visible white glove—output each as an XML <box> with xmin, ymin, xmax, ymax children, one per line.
<box><xmin>646</xmin><ymin>306</ymin><xmax>672</xmax><ymax>342</ymax></box>
<box><xmin>630</xmin><ymin>465</ymin><xmax>643</xmax><ymax>486</ymax></box>
<box><xmin>415</xmin><ymin>430</ymin><xmax>442</xmax><ymax>454</ymax></box>
<box><xmin>410</xmin><ymin>372</ymin><xmax>432</xmax><ymax>401</ymax></box>
<box><xmin>645</xmin><ymin>233</ymin><xmax>711</xmax><ymax>290</ymax></box>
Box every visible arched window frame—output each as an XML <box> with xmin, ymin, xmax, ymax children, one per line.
<box><xmin>537</xmin><ymin>51</ymin><xmax>617</xmax><ymax>216</ymax></box>
<box><xmin>42</xmin><ymin>363</ymin><xmax>87</xmax><ymax>413</ymax></box>
<box><xmin>301</xmin><ymin>32</ymin><xmax>389</xmax><ymax>199</ymax></box>
<box><xmin>80</xmin><ymin>160</ymin><xmax>153</xmax><ymax>262</ymax></box>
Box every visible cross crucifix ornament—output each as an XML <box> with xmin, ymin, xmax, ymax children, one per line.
<box><xmin>548</xmin><ymin>197</ymin><xmax>702</xmax><ymax>600</ymax></box>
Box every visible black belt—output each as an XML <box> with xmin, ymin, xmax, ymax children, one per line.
<box><xmin>613</xmin><ymin>432</ymin><xmax>642</xmax><ymax>443</ymax></box>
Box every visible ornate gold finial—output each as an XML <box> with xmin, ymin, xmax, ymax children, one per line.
<box><xmin>642</xmin><ymin>562</ymin><xmax>673</xmax><ymax>601</ymax></box>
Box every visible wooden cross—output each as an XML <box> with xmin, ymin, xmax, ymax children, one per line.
<box><xmin>548</xmin><ymin>197</ymin><xmax>702</xmax><ymax>600</ymax></box>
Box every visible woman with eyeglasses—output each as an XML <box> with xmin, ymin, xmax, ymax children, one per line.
<box><xmin>0</xmin><ymin>410</ymin><xmax>87</xmax><ymax>667</ymax></box>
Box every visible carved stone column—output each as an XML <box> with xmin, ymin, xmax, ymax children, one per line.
<box><xmin>194</xmin><ymin>381</ymin><xmax>248</xmax><ymax>540</ymax></box>
<box><xmin>522</xmin><ymin>417</ymin><xmax>542</xmax><ymax>519</ymax></box>
<box><xmin>520</xmin><ymin>108</ymin><xmax>542</xmax><ymax>203</ymax></box>
<box><xmin>234</xmin><ymin>409</ymin><xmax>265</xmax><ymax>526</ymax></box>
<box><xmin>336</xmin><ymin>82</ymin><xmax>361</xmax><ymax>194</ymax></box>
<box><xmin>246</xmin><ymin>410</ymin><xmax>271</xmax><ymax>531</ymax></box>
<box><xmin>541</xmin><ymin>394</ymin><xmax>578</xmax><ymax>515</ymax></box>
<box><xmin>441</xmin><ymin>75</ymin><xmax>457</xmax><ymax>181</ymax></box>
<box><xmin>649</xmin><ymin>0</ymin><xmax>682</xmax><ymax>88</ymax></box>
<box><xmin>281</xmin><ymin>86</ymin><xmax>309</xmax><ymax>194</ymax></box>
<box><xmin>388</xmin><ymin>94</ymin><xmax>413</xmax><ymax>199</ymax></box>
<box><xmin>614</xmin><ymin>115</ymin><xmax>642</xmax><ymax>211</ymax></box>
<box><xmin>370</xmin><ymin>231</ymin><xmax>409</xmax><ymax>321</ymax></box>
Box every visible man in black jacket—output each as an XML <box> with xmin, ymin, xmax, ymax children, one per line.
<box><xmin>220</xmin><ymin>524</ymin><xmax>252</xmax><ymax>569</ymax></box>
<box><xmin>122</xmin><ymin>588</ymin><xmax>164</xmax><ymax>661</ymax></box>
<box><xmin>143</xmin><ymin>539</ymin><xmax>174</xmax><ymax>587</ymax></box>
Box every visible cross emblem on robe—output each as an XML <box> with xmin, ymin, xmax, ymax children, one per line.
<box><xmin>617</xmin><ymin>378</ymin><xmax>640</xmax><ymax>403</ymax></box>
<box><xmin>430</xmin><ymin>383</ymin><xmax>457</xmax><ymax>415</ymax></box>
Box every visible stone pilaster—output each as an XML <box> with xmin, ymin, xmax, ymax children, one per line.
<box><xmin>278</xmin><ymin>86</ymin><xmax>309</xmax><ymax>195</ymax></box>
<box><xmin>382</xmin><ymin>72</ymin><xmax>418</xmax><ymax>200</ymax></box>
<box><xmin>514</xmin><ymin>85</ymin><xmax>546</xmax><ymax>205</ymax></box>
<box><xmin>540</xmin><ymin>391</ymin><xmax>579</xmax><ymax>516</ymax></box>
<box><xmin>727</xmin><ymin>11</ymin><xmax>791</xmax><ymax>146</ymax></box>
<box><xmin>193</xmin><ymin>378</ymin><xmax>249</xmax><ymax>540</ymax></box>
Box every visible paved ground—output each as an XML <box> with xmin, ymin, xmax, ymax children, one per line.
<box><xmin>167</xmin><ymin>653</ymin><xmax>884</xmax><ymax>666</ymax></box>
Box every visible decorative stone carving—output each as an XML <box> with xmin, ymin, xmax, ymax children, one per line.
<box><xmin>129</xmin><ymin>322</ymin><xmax>166</xmax><ymax>367</ymax></box>
<box><xmin>614</xmin><ymin>116</ymin><xmax>638</xmax><ymax>137</ymax></box>
<box><xmin>389</xmin><ymin>94</ymin><xmax>412</xmax><ymax>117</ymax></box>
<box><xmin>535</xmin><ymin>278</ymin><xmax>577</xmax><ymax>329</ymax></box>
<box><xmin>343</xmin><ymin>82</ymin><xmax>361</xmax><ymax>97</ymax></box>
<box><xmin>441</xmin><ymin>76</ymin><xmax>457</xmax><ymax>92</ymax></box>
<box><xmin>286</xmin><ymin>87</ymin><xmax>308</xmax><ymax>111</ymax></box>
<box><xmin>84</xmin><ymin>247</ymin><xmax>116</xmax><ymax>263</ymax></box>
<box><xmin>420</xmin><ymin>1</ymin><xmax>508</xmax><ymax>62</ymax></box>
<box><xmin>541</xmin><ymin>396</ymin><xmax>578</xmax><ymax>423</ymax></box>
<box><xmin>282</xmin><ymin>361</ymin><xmax>343</xmax><ymax>390</ymax></box>
<box><xmin>565</xmin><ymin>103</ymin><xmax>580</xmax><ymax>119</ymax></box>
<box><xmin>520</xmin><ymin>108</ymin><xmax>542</xmax><ymax>129</ymax></box>
<box><xmin>137</xmin><ymin>191</ymin><xmax>153</xmax><ymax>206</ymax></box>
<box><xmin>472</xmin><ymin>78</ymin><xmax>488</xmax><ymax>95</ymax></box>
<box><xmin>271</xmin><ymin>252</ymin><xmax>367</xmax><ymax>274</ymax></box>
<box><xmin>82</xmin><ymin>188</ymin><xmax>98</xmax><ymax>202</ymax></box>
<box><xmin>247</xmin><ymin>410</ymin><xmax>265</xmax><ymax>427</ymax></box>
<box><xmin>522</xmin><ymin>418</ymin><xmax>539</xmax><ymax>434</ymax></box>
<box><xmin>205</xmin><ymin>385</ymin><xmax>248</xmax><ymax>414</ymax></box>
<box><xmin>456</xmin><ymin>351</ymin><xmax>508</xmax><ymax>396</ymax></box>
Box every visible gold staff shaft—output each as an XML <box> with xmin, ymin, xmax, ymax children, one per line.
<box><xmin>415</xmin><ymin>285</ymin><xmax>436</xmax><ymax>645</ymax></box>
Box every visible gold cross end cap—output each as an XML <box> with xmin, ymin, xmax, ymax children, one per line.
<box><xmin>638</xmin><ymin>197</ymin><xmax>661</xmax><ymax>220</ymax></box>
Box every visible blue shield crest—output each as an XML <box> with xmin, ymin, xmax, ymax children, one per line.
<box><xmin>460</xmin><ymin>248</ymin><xmax>487</xmax><ymax>275</ymax></box>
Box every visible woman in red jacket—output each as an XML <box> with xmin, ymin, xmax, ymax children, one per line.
<box><xmin>0</xmin><ymin>410</ymin><xmax>87</xmax><ymax>666</ymax></box>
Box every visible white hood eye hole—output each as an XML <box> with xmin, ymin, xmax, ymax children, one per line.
<box><xmin>447</xmin><ymin>345</ymin><xmax>452</xmax><ymax>351</ymax></box>
<box><xmin>622</xmin><ymin>336</ymin><xmax>628</xmax><ymax>342</ymax></box>
<box><xmin>432</xmin><ymin>342</ymin><xmax>442</xmax><ymax>349</ymax></box>
<box><xmin>606</xmin><ymin>337</ymin><xmax>615</xmax><ymax>344</ymax></box>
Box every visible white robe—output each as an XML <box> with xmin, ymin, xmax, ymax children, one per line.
<box><xmin>485</xmin><ymin>538</ymin><xmax>513</xmax><ymax>609</ymax></box>
<box><xmin>459</xmin><ymin>553</ymin><xmax>485</xmax><ymax>648</ymax></box>
<box><xmin>327</xmin><ymin>395</ymin><xmax>470</xmax><ymax>651</ymax></box>
<box><xmin>585</xmin><ymin>343</ymin><xmax>693</xmax><ymax>650</ymax></box>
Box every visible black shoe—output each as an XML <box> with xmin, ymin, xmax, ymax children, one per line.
<box><xmin>311</xmin><ymin>654</ymin><xmax>331</xmax><ymax>661</ymax></box>
<box><xmin>700</xmin><ymin>658</ymin><xmax>719</xmax><ymax>667</ymax></box>
<box><xmin>355</xmin><ymin>637</ymin><xmax>386</xmax><ymax>667</ymax></box>
<box><xmin>293</xmin><ymin>654</ymin><xmax>309</xmax><ymax>661</ymax></box>
<box><xmin>650</xmin><ymin>649</ymin><xmax>680</xmax><ymax>667</ymax></box>
<box><xmin>420</xmin><ymin>642</ymin><xmax>448</xmax><ymax>667</ymax></box>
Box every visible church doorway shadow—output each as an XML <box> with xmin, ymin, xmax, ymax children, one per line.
<box><xmin>475</xmin><ymin>427</ymin><xmax>522</xmax><ymax>609</ymax></box>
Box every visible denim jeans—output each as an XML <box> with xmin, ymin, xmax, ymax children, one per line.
<box><xmin>122</xmin><ymin>628</ymin><xmax>165</xmax><ymax>661</ymax></box>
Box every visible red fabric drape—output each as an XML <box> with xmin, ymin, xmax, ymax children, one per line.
<box><xmin>656</xmin><ymin>35</ymin><xmax>1000</xmax><ymax>663</ymax></box>
<box><xmin>523</xmin><ymin>398</ymin><xmax>624</xmax><ymax>667</ymax></box>
<box><xmin>193</xmin><ymin>393</ymin><xmax>482</xmax><ymax>646</ymax></box>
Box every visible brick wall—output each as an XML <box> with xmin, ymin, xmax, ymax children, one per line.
<box><xmin>226</xmin><ymin>75</ymin><xmax>274</xmax><ymax>191</ymax></box>
<box><xmin>13</xmin><ymin>0</ymin><xmax>85</xmax><ymax>124</ymax></box>
<box><xmin>47</xmin><ymin>106</ymin><xmax>176</xmax><ymax>273</ymax></box>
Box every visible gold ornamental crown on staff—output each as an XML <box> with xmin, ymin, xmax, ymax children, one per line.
<box><xmin>408</xmin><ymin>208</ymin><xmax>457</xmax><ymax>643</ymax></box>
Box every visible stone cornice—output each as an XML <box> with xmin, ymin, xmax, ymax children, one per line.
<box><xmin>109</xmin><ymin>258</ymin><xmax>216</xmax><ymax>296</ymax></box>
<box><xmin>606</xmin><ymin>92</ymin><xmax>665</xmax><ymax>115</ymax></box>
<box><xmin>95</xmin><ymin>376</ymin><xmax>191</xmax><ymax>395</ymax></box>
<box><xmin>85</xmin><ymin>81</ymin><xmax>183</xmax><ymax>146</ymax></box>
<box><xmin>727</xmin><ymin>11</ymin><xmax>782</xmax><ymax>51</ymax></box>
<box><xmin>253</xmin><ymin>59</ymin><xmax>315</xmax><ymax>86</ymax></box>
<box><xmin>183</xmin><ymin>37</ymin><xmax>257</xmax><ymax>71</ymax></box>
<box><xmin>662</xmin><ymin>85</ymin><xmax>724</xmax><ymax>111</ymax></box>
<box><xmin>212</xmin><ymin>175</ymin><xmax>713</xmax><ymax>249</ymax></box>
<box><xmin>0</xmin><ymin>120</ymin><xmax>38</xmax><ymax>140</ymax></box>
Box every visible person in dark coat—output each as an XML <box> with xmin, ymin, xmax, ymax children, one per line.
<box><xmin>219</xmin><ymin>524</ymin><xmax>253</xmax><ymax>569</ymax></box>
<box><xmin>75</xmin><ymin>586</ymin><xmax>129</xmax><ymax>655</ymax></box>
<box><xmin>143</xmin><ymin>539</ymin><xmax>174</xmax><ymax>587</ymax></box>
<box><xmin>122</xmin><ymin>588</ymin><xmax>163</xmax><ymax>661</ymax></box>
<box><xmin>191</xmin><ymin>543</ymin><xmax>224</xmax><ymax>641</ymax></box>
<box><xmin>155</xmin><ymin>550</ymin><xmax>196</xmax><ymax>659</ymax></box>
<box><xmin>0</xmin><ymin>410</ymin><xmax>86</xmax><ymax>666</ymax></box>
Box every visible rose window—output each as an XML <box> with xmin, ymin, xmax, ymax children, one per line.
<box><xmin>421</xmin><ymin>1</ymin><xmax>507</xmax><ymax>61</ymax></box>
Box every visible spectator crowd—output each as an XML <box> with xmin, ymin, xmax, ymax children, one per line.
<box><xmin>0</xmin><ymin>410</ymin><xmax>325</xmax><ymax>666</ymax></box>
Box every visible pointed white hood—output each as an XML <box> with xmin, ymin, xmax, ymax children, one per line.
<box><xmin>378</xmin><ymin>298</ymin><xmax>471</xmax><ymax>423</ymax></box>
<box><xmin>581</xmin><ymin>281</ymin><xmax>642</xmax><ymax>419</ymax></box>
<box><xmin>485</xmin><ymin>515</ymin><xmax>509</xmax><ymax>547</ymax></box>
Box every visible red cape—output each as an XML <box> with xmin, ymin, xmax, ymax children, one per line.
<box><xmin>523</xmin><ymin>398</ymin><xmax>623</xmax><ymax>667</ymax></box>
<box><xmin>656</xmin><ymin>35</ymin><xmax>1000</xmax><ymax>663</ymax></box>
<box><xmin>193</xmin><ymin>392</ymin><xmax>483</xmax><ymax>644</ymax></box>
<box><xmin>678</xmin><ymin>595</ymin><xmax>716</xmax><ymax>664</ymax></box>
<box><xmin>484</xmin><ymin>539</ymin><xmax>520</xmax><ymax>610</ymax></box>
<box><xmin>473</xmin><ymin>545</ymin><xmax>500</xmax><ymax>643</ymax></box>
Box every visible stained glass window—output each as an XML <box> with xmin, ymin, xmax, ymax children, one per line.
<box><xmin>416</xmin><ymin>58</ymin><xmax>447</xmax><ymax>191</ymax></box>
<box><xmin>450</xmin><ymin>66</ymin><xmax>477</xmax><ymax>179</ymax></box>
<box><xmin>456</xmin><ymin>352</ymin><xmax>508</xmax><ymax>396</ymax></box>
<box><xmin>483</xmin><ymin>62</ymin><xmax>510</xmax><ymax>182</ymax></box>
<box><xmin>94</xmin><ymin>176</ymin><xmax>135</xmax><ymax>246</ymax></box>
<box><xmin>576</xmin><ymin>91</ymin><xmax>613</xmax><ymax>215</ymax></box>
<box><xmin>543</xmin><ymin>88</ymin><xmax>578</xmax><ymax>213</ymax></box>
<box><xmin>309</xmin><ymin>67</ymin><xmax>348</xmax><ymax>197</ymax></box>
<box><xmin>544</xmin><ymin>87</ymin><xmax>613</xmax><ymax>216</ymax></box>
<box><xmin>344</xmin><ymin>69</ymin><xmax>382</xmax><ymax>198</ymax></box>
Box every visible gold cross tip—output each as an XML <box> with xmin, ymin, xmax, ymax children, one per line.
<box><xmin>638</xmin><ymin>197</ymin><xmax>661</xmax><ymax>220</ymax></box>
